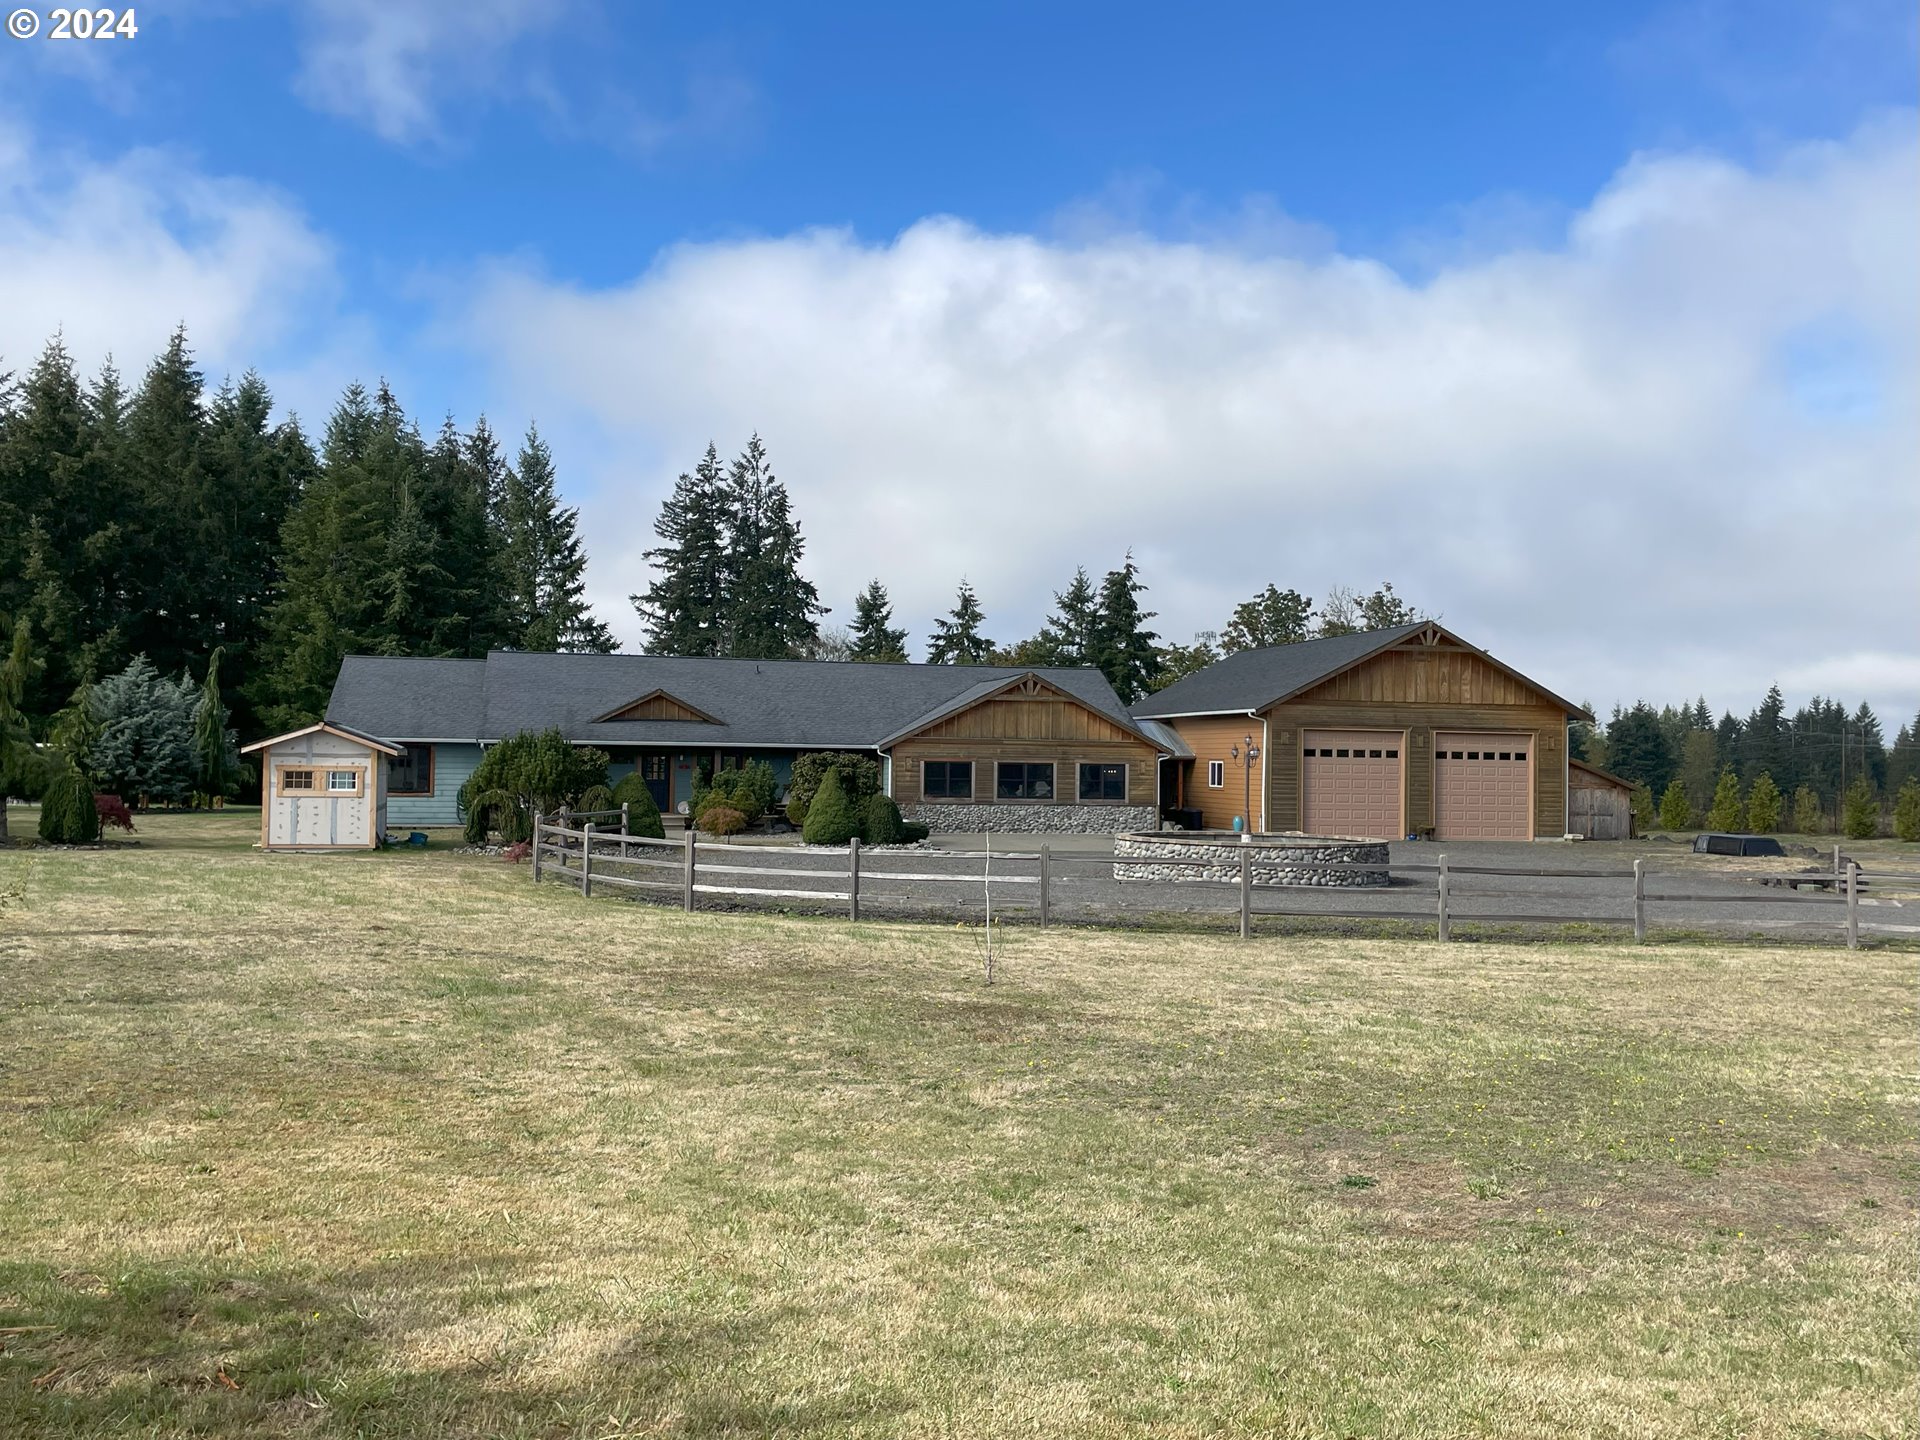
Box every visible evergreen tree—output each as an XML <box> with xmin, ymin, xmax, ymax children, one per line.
<box><xmin>848</xmin><ymin>580</ymin><xmax>909</xmax><ymax>662</ymax></box>
<box><xmin>193</xmin><ymin>647</ymin><xmax>240</xmax><ymax>799</ymax></box>
<box><xmin>0</xmin><ymin>617</ymin><xmax>48</xmax><ymax>844</ymax></box>
<box><xmin>1222</xmin><ymin>585</ymin><xmax>1314</xmax><ymax>652</ymax></box>
<box><xmin>91</xmin><ymin>655</ymin><xmax>199</xmax><ymax>805</ymax></box>
<box><xmin>1678</xmin><ymin>729</ymin><xmax>1719</xmax><ymax>825</ymax></box>
<box><xmin>1629</xmin><ymin>785</ymin><xmax>1656</xmax><ymax>835</ymax></box>
<box><xmin>500</xmin><ymin>425</ymin><xmax>617</xmax><ymax>654</ymax></box>
<box><xmin>1603</xmin><ymin>703</ymin><xmax>1676</xmax><ymax>798</ymax></box>
<box><xmin>1893</xmin><ymin>777</ymin><xmax>1920</xmax><ymax>843</ymax></box>
<box><xmin>1088</xmin><ymin>552</ymin><xmax>1161</xmax><ymax>702</ymax></box>
<box><xmin>1036</xmin><ymin>568</ymin><xmax>1099</xmax><ymax>665</ymax></box>
<box><xmin>635</xmin><ymin>443</ymin><xmax>730</xmax><ymax>656</ymax></box>
<box><xmin>719</xmin><ymin>435</ymin><xmax>823</xmax><ymax>658</ymax></box>
<box><xmin>1658</xmin><ymin>780</ymin><xmax>1690</xmax><ymax>832</ymax></box>
<box><xmin>1850</xmin><ymin>702</ymin><xmax>1887</xmax><ymax>797</ymax></box>
<box><xmin>926</xmin><ymin>581</ymin><xmax>993</xmax><ymax>665</ymax></box>
<box><xmin>1790</xmin><ymin>784</ymin><xmax>1824</xmax><ymax>835</ymax></box>
<box><xmin>1745</xmin><ymin>772</ymin><xmax>1782</xmax><ymax>833</ymax></box>
<box><xmin>1842</xmin><ymin>777</ymin><xmax>1878</xmax><ymax>840</ymax></box>
<box><xmin>1738</xmin><ymin>685</ymin><xmax>1787</xmax><ymax>787</ymax></box>
<box><xmin>1705</xmin><ymin>766</ymin><xmax>1746</xmax><ymax>832</ymax></box>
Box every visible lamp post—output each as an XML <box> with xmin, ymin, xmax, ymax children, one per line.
<box><xmin>1229</xmin><ymin>733</ymin><xmax>1261</xmax><ymax>840</ymax></box>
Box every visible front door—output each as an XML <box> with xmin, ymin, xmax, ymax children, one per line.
<box><xmin>640</xmin><ymin>754</ymin><xmax>671</xmax><ymax>811</ymax></box>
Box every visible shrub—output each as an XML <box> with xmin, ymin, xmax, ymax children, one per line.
<box><xmin>788</xmin><ymin>752</ymin><xmax>881</xmax><ymax>817</ymax></box>
<box><xmin>701</xmin><ymin>805</ymin><xmax>747</xmax><ymax>836</ymax></box>
<box><xmin>576</xmin><ymin>784</ymin><xmax>615</xmax><ymax>816</ymax></box>
<box><xmin>899</xmin><ymin>820</ymin><xmax>930</xmax><ymax>843</ymax></box>
<box><xmin>38</xmin><ymin>767</ymin><xmax>101</xmax><ymax>844</ymax></box>
<box><xmin>501</xmin><ymin>841</ymin><xmax>532</xmax><ymax>863</ymax></box>
<box><xmin>609</xmin><ymin>772</ymin><xmax>666</xmax><ymax>839</ymax></box>
<box><xmin>94</xmin><ymin>794</ymin><xmax>136</xmax><ymax>833</ymax></box>
<box><xmin>1894</xmin><ymin>778</ymin><xmax>1920</xmax><ymax>843</ymax></box>
<box><xmin>459</xmin><ymin>729</ymin><xmax>608</xmax><ymax>843</ymax></box>
<box><xmin>1629</xmin><ymin>785</ymin><xmax>1655</xmax><ymax>835</ymax></box>
<box><xmin>1745</xmin><ymin>772</ymin><xmax>1782</xmax><ymax>833</ymax></box>
<box><xmin>785</xmin><ymin>792</ymin><xmax>809</xmax><ymax>827</ymax></box>
<box><xmin>1790</xmin><ymin>784</ymin><xmax>1825</xmax><ymax>834</ymax></box>
<box><xmin>1705</xmin><ymin>766</ymin><xmax>1746</xmax><ymax>832</ymax></box>
<box><xmin>802</xmin><ymin>768</ymin><xmax>861</xmax><ymax>845</ymax></box>
<box><xmin>90</xmin><ymin>656</ymin><xmax>199</xmax><ymax>805</ymax></box>
<box><xmin>1842</xmin><ymin>777</ymin><xmax>1878</xmax><ymax>840</ymax></box>
<box><xmin>862</xmin><ymin>792</ymin><xmax>906</xmax><ymax>844</ymax></box>
<box><xmin>1657</xmin><ymin>780</ymin><xmax>1690</xmax><ymax>832</ymax></box>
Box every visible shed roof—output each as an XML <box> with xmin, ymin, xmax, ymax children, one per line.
<box><xmin>324</xmin><ymin>651</ymin><xmax>1158</xmax><ymax>752</ymax></box>
<box><xmin>1569</xmin><ymin>757</ymin><xmax>1636</xmax><ymax>791</ymax></box>
<box><xmin>239</xmin><ymin>721</ymin><xmax>404</xmax><ymax>756</ymax></box>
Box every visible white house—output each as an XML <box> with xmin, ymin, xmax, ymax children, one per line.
<box><xmin>241</xmin><ymin>722</ymin><xmax>402</xmax><ymax>851</ymax></box>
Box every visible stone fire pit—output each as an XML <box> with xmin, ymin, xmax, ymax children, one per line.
<box><xmin>1114</xmin><ymin>831</ymin><xmax>1391</xmax><ymax>887</ymax></box>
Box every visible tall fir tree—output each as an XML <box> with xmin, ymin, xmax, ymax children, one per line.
<box><xmin>720</xmin><ymin>435</ymin><xmax>824</xmax><ymax>658</ymax></box>
<box><xmin>1035</xmin><ymin>568</ymin><xmax>1099</xmax><ymax>666</ymax></box>
<box><xmin>499</xmin><ymin>425</ymin><xmax>616</xmax><ymax>654</ymax></box>
<box><xmin>123</xmin><ymin>326</ymin><xmax>211</xmax><ymax>675</ymax></box>
<box><xmin>926</xmin><ymin>581</ymin><xmax>993</xmax><ymax>665</ymax></box>
<box><xmin>1088</xmin><ymin>553</ymin><xmax>1162</xmax><ymax>702</ymax></box>
<box><xmin>848</xmin><ymin>580</ymin><xmax>909</xmax><ymax>662</ymax></box>
<box><xmin>635</xmin><ymin>443</ymin><xmax>730</xmax><ymax>656</ymax></box>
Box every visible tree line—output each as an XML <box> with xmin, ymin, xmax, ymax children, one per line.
<box><xmin>0</xmin><ymin>327</ymin><xmax>615</xmax><ymax>740</ymax></box>
<box><xmin>1579</xmin><ymin>690</ymin><xmax>1920</xmax><ymax>834</ymax></box>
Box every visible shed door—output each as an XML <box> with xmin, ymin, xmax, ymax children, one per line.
<box><xmin>1302</xmin><ymin>730</ymin><xmax>1403</xmax><ymax>840</ymax></box>
<box><xmin>1434</xmin><ymin>733</ymin><xmax>1532</xmax><ymax>840</ymax></box>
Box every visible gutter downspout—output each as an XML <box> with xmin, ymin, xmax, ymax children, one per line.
<box><xmin>1247</xmin><ymin>710</ymin><xmax>1268</xmax><ymax>836</ymax></box>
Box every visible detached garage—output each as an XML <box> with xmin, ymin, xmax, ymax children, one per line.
<box><xmin>1135</xmin><ymin>622</ymin><xmax>1589</xmax><ymax>842</ymax></box>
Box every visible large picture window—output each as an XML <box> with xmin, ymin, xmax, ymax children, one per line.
<box><xmin>389</xmin><ymin>745</ymin><xmax>432</xmax><ymax>796</ymax></box>
<box><xmin>923</xmin><ymin>760</ymin><xmax>973</xmax><ymax>800</ymax></box>
<box><xmin>1078</xmin><ymin>762</ymin><xmax>1127</xmax><ymax>802</ymax></box>
<box><xmin>996</xmin><ymin>762</ymin><xmax>1055</xmax><ymax>801</ymax></box>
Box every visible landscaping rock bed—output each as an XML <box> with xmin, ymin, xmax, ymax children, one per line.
<box><xmin>1113</xmin><ymin>832</ymin><xmax>1391</xmax><ymax>887</ymax></box>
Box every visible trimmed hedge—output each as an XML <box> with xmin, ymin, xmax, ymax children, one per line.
<box><xmin>802</xmin><ymin>769</ymin><xmax>861</xmax><ymax>845</ymax></box>
<box><xmin>609</xmin><ymin>772</ymin><xmax>667</xmax><ymax>839</ymax></box>
<box><xmin>862</xmin><ymin>792</ymin><xmax>905</xmax><ymax>844</ymax></box>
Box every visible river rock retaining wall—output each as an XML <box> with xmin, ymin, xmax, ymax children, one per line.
<box><xmin>1114</xmin><ymin>832</ymin><xmax>1391</xmax><ymax>887</ymax></box>
<box><xmin>901</xmin><ymin>803</ymin><xmax>1160</xmax><ymax>835</ymax></box>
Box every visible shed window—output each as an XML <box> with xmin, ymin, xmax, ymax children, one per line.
<box><xmin>924</xmin><ymin>760</ymin><xmax>973</xmax><ymax>800</ymax></box>
<box><xmin>327</xmin><ymin>770</ymin><xmax>360</xmax><ymax>793</ymax></box>
<box><xmin>1078</xmin><ymin>762</ymin><xmax>1127</xmax><ymax>802</ymax></box>
<box><xmin>281</xmin><ymin>768</ymin><xmax>316</xmax><ymax>792</ymax></box>
<box><xmin>389</xmin><ymin>745</ymin><xmax>432</xmax><ymax>795</ymax></box>
<box><xmin>997</xmin><ymin>762</ymin><xmax>1055</xmax><ymax>801</ymax></box>
<box><xmin>1207</xmin><ymin>760</ymin><xmax>1225</xmax><ymax>788</ymax></box>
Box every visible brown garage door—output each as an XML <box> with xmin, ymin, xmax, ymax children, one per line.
<box><xmin>1434</xmin><ymin>733</ymin><xmax>1532</xmax><ymax>840</ymax></box>
<box><xmin>1302</xmin><ymin>730</ymin><xmax>1403</xmax><ymax>839</ymax></box>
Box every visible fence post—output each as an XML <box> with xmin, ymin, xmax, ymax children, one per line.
<box><xmin>1632</xmin><ymin>857</ymin><xmax>1646</xmax><ymax>944</ymax></box>
<box><xmin>532</xmin><ymin>810</ymin><xmax>543</xmax><ymax>883</ymax></box>
<box><xmin>1437</xmin><ymin>852</ymin><xmax>1451</xmax><ymax>942</ymax></box>
<box><xmin>1833</xmin><ymin>843</ymin><xmax>1841</xmax><ymax>876</ymax></box>
<box><xmin>1846</xmin><ymin>862</ymin><xmax>1859</xmax><ymax>950</ymax></box>
<box><xmin>581</xmin><ymin>822</ymin><xmax>594</xmax><ymax>898</ymax></box>
<box><xmin>849</xmin><ymin>836</ymin><xmax>861</xmax><ymax>922</ymax></box>
<box><xmin>1038</xmin><ymin>843</ymin><xmax>1051</xmax><ymax>929</ymax></box>
<box><xmin>682</xmin><ymin>829</ymin><xmax>696</xmax><ymax>912</ymax></box>
<box><xmin>621</xmin><ymin>801</ymin><xmax>631</xmax><ymax>861</ymax></box>
<box><xmin>1238</xmin><ymin>846</ymin><xmax>1252</xmax><ymax>940</ymax></box>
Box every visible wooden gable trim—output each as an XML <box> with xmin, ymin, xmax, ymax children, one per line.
<box><xmin>591</xmin><ymin>689</ymin><xmax>722</xmax><ymax>725</ymax></box>
<box><xmin>240</xmin><ymin>722</ymin><xmax>403</xmax><ymax>757</ymax></box>
<box><xmin>879</xmin><ymin>671</ymin><xmax>1163</xmax><ymax>751</ymax></box>
<box><xmin>1262</xmin><ymin>624</ymin><xmax>1590</xmax><ymax>720</ymax></box>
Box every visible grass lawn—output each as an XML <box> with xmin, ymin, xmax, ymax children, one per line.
<box><xmin>1</xmin><ymin>812</ymin><xmax>1914</xmax><ymax>1437</ymax></box>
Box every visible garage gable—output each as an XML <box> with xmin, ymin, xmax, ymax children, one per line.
<box><xmin>1284</xmin><ymin>627</ymin><xmax>1581</xmax><ymax>715</ymax></box>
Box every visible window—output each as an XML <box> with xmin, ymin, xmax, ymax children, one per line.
<box><xmin>1336</xmin><ymin>748</ymin><xmax>1350</xmax><ymax>758</ymax></box>
<box><xmin>326</xmin><ymin>770</ymin><xmax>360</xmax><ymax>793</ymax></box>
<box><xmin>1368</xmin><ymin>749</ymin><xmax>1382</xmax><ymax>758</ymax></box>
<box><xmin>997</xmin><ymin>762</ymin><xmax>1055</xmax><ymax>801</ymax></box>
<box><xmin>924</xmin><ymin>760</ymin><xmax>974</xmax><ymax>800</ymax></box>
<box><xmin>1513</xmin><ymin>750</ymin><xmax>1527</xmax><ymax>762</ymax></box>
<box><xmin>1207</xmin><ymin>760</ymin><xmax>1225</xmax><ymax>788</ymax></box>
<box><xmin>1385</xmin><ymin>749</ymin><xmax>1399</xmax><ymax>759</ymax></box>
<box><xmin>280</xmin><ymin>768</ymin><xmax>315</xmax><ymax>793</ymax></box>
<box><xmin>389</xmin><ymin>745</ymin><xmax>432</xmax><ymax>795</ymax></box>
<box><xmin>1078</xmin><ymin>762</ymin><xmax>1127</xmax><ymax>802</ymax></box>
<box><xmin>643</xmin><ymin>755</ymin><xmax>669</xmax><ymax>781</ymax></box>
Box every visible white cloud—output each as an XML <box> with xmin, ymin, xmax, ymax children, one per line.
<box><xmin>454</xmin><ymin>117</ymin><xmax>1920</xmax><ymax>722</ymax></box>
<box><xmin>0</xmin><ymin>117</ymin><xmax>340</xmax><ymax>388</ymax></box>
<box><xmin>290</xmin><ymin>0</ymin><xmax>569</xmax><ymax>145</ymax></box>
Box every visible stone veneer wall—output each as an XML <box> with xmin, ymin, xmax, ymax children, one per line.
<box><xmin>901</xmin><ymin>803</ymin><xmax>1160</xmax><ymax>835</ymax></box>
<box><xmin>1114</xmin><ymin>832</ymin><xmax>1391</xmax><ymax>887</ymax></box>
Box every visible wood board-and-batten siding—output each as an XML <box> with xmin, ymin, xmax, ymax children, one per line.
<box><xmin>890</xmin><ymin>691</ymin><xmax>1159</xmax><ymax>808</ymax></box>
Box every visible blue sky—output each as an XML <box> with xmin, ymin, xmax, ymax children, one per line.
<box><xmin>2</xmin><ymin>0</ymin><xmax>1916</xmax><ymax>719</ymax></box>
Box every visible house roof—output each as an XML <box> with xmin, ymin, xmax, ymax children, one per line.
<box><xmin>324</xmin><ymin>650</ymin><xmax>1166</xmax><ymax>753</ymax></box>
<box><xmin>1131</xmin><ymin>623</ymin><xmax>1588</xmax><ymax>721</ymax></box>
<box><xmin>239</xmin><ymin>721</ymin><xmax>404</xmax><ymax>757</ymax></box>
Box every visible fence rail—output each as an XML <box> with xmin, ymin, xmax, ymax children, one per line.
<box><xmin>529</xmin><ymin>814</ymin><xmax>1895</xmax><ymax>949</ymax></box>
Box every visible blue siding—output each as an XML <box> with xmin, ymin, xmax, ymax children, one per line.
<box><xmin>388</xmin><ymin>743</ymin><xmax>482</xmax><ymax>828</ymax></box>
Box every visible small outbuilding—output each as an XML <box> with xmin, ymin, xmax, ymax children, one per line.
<box><xmin>241</xmin><ymin>722</ymin><xmax>403</xmax><ymax>851</ymax></box>
<box><xmin>1567</xmin><ymin>758</ymin><xmax>1637</xmax><ymax>840</ymax></box>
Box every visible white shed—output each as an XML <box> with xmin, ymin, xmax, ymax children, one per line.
<box><xmin>241</xmin><ymin>722</ymin><xmax>403</xmax><ymax>851</ymax></box>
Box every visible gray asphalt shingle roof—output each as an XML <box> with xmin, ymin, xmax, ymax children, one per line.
<box><xmin>325</xmin><ymin>651</ymin><xmax>1164</xmax><ymax>752</ymax></box>
<box><xmin>1130</xmin><ymin>625</ymin><xmax>1428</xmax><ymax>719</ymax></box>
